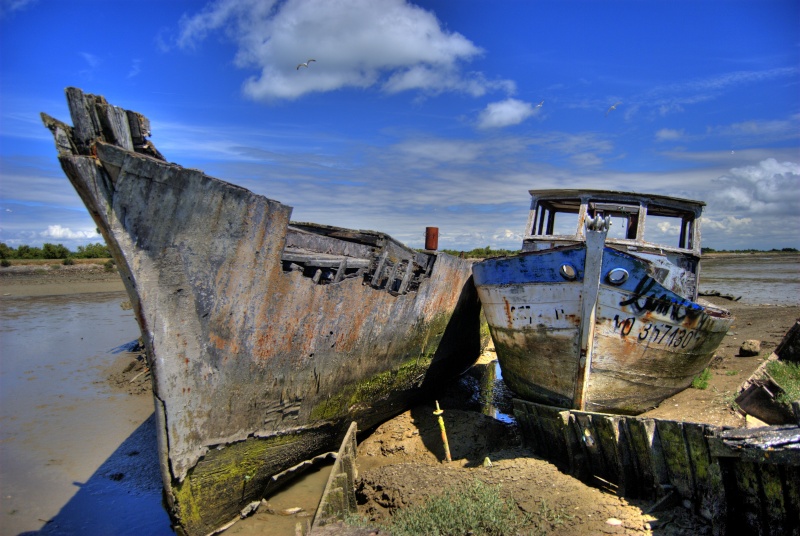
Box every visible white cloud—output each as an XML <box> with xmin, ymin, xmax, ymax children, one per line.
<box><xmin>711</xmin><ymin>158</ymin><xmax>800</xmax><ymax>212</ymax></box>
<box><xmin>127</xmin><ymin>59</ymin><xmax>142</xmax><ymax>78</ymax></box>
<box><xmin>656</xmin><ymin>221</ymin><xmax>680</xmax><ymax>235</ymax></box>
<box><xmin>477</xmin><ymin>98</ymin><xmax>537</xmax><ymax>129</ymax></box>
<box><xmin>177</xmin><ymin>0</ymin><xmax>510</xmax><ymax>101</ymax></box>
<box><xmin>655</xmin><ymin>128</ymin><xmax>684</xmax><ymax>142</ymax></box>
<box><xmin>80</xmin><ymin>52</ymin><xmax>99</xmax><ymax>68</ymax></box>
<box><xmin>701</xmin><ymin>215</ymin><xmax>753</xmax><ymax>232</ymax></box>
<box><xmin>40</xmin><ymin>225</ymin><xmax>97</xmax><ymax>240</ymax></box>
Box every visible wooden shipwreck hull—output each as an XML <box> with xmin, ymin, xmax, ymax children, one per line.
<box><xmin>474</xmin><ymin>190</ymin><xmax>733</xmax><ymax>415</ymax></box>
<box><xmin>42</xmin><ymin>88</ymin><xmax>483</xmax><ymax>535</ymax></box>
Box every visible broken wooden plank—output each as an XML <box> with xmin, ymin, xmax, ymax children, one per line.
<box><xmin>312</xmin><ymin>422</ymin><xmax>358</xmax><ymax>529</ymax></box>
<box><xmin>281</xmin><ymin>251</ymin><xmax>370</xmax><ymax>269</ymax></box>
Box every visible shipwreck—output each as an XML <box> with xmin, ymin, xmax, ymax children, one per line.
<box><xmin>42</xmin><ymin>88</ymin><xmax>484</xmax><ymax>535</ymax></box>
<box><xmin>473</xmin><ymin>189</ymin><xmax>734</xmax><ymax>415</ymax></box>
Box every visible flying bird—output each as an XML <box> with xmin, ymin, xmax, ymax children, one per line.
<box><xmin>536</xmin><ymin>100</ymin><xmax>544</xmax><ymax>108</ymax></box>
<box><xmin>296</xmin><ymin>59</ymin><xmax>316</xmax><ymax>70</ymax></box>
<box><xmin>605</xmin><ymin>101</ymin><xmax>622</xmax><ymax>117</ymax></box>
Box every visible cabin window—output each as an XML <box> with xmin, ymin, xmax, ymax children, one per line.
<box><xmin>588</xmin><ymin>202</ymin><xmax>639</xmax><ymax>240</ymax></box>
<box><xmin>531</xmin><ymin>199</ymin><xmax>581</xmax><ymax>236</ymax></box>
<box><xmin>643</xmin><ymin>205</ymin><xmax>696</xmax><ymax>249</ymax></box>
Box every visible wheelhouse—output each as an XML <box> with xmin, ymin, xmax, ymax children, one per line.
<box><xmin>522</xmin><ymin>189</ymin><xmax>704</xmax><ymax>256</ymax></box>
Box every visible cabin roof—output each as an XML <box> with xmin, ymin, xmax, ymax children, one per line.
<box><xmin>527</xmin><ymin>189</ymin><xmax>706</xmax><ymax>208</ymax></box>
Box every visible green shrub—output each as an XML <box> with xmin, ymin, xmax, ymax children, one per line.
<box><xmin>104</xmin><ymin>259</ymin><xmax>116</xmax><ymax>273</ymax></box>
<box><xmin>766</xmin><ymin>361</ymin><xmax>800</xmax><ymax>404</ymax></box>
<box><xmin>0</xmin><ymin>259</ymin><xmax>10</xmax><ymax>268</ymax></box>
<box><xmin>62</xmin><ymin>257</ymin><xmax>75</xmax><ymax>265</ymax></box>
<box><xmin>691</xmin><ymin>368</ymin><xmax>712</xmax><ymax>389</ymax></box>
<box><xmin>355</xmin><ymin>479</ymin><xmax>530</xmax><ymax>536</ymax></box>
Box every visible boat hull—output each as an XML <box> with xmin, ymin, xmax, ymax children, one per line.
<box><xmin>474</xmin><ymin>245</ymin><xmax>733</xmax><ymax>414</ymax></box>
<box><xmin>43</xmin><ymin>89</ymin><xmax>484</xmax><ymax>535</ymax></box>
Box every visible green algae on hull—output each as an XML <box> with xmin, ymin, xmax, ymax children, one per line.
<box><xmin>171</xmin><ymin>427</ymin><xmax>334</xmax><ymax>535</ymax></box>
<box><xmin>310</xmin><ymin>354</ymin><xmax>435</xmax><ymax>422</ymax></box>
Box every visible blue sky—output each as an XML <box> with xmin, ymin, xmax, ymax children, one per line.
<box><xmin>1</xmin><ymin>0</ymin><xmax>798</xmax><ymax>252</ymax></box>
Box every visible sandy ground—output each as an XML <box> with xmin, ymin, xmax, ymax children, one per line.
<box><xmin>2</xmin><ymin>263</ymin><xmax>798</xmax><ymax>535</ymax></box>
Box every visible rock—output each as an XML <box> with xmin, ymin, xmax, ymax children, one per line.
<box><xmin>739</xmin><ymin>339</ymin><xmax>761</xmax><ymax>357</ymax></box>
<box><xmin>605</xmin><ymin>517</ymin><xmax>622</xmax><ymax>526</ymax></box>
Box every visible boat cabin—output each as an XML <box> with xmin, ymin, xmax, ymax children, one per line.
<box><xmin>523</xmin><ymin>189</ymin><xmax>704</xmax><ymax>256</ymax></box>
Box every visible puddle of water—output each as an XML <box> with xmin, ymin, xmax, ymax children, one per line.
<box><xmin>477</xmin><ymin>360</ymin><xmax>516</xmax><ymax>423</ymax></box>
<box><xmin>227</xmin><ymin>462</ymin><xmax>331</xmax><ymax>534</ymax></box>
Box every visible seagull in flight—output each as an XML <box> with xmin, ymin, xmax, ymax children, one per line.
<box><xmin>605</xmin><ymin>101</ymin><xmax>622</xmax><ymax>117</ymax></box>
<box><xmin>536</xmin><ymin>100</ymin><xmax>544</xmax><ymax>108</ymax></box>
<box><xmin>296</xmin><ymin>59</ymin><xmax>316</xmax><ymax>70</ymax></box>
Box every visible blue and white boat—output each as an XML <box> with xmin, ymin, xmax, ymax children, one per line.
<box><xmin>473</xmin><ymin>190</ymin><xmax>734</xmax><ymax>414</ymax></box>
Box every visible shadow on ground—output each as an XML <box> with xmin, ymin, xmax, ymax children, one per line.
<box><xmin>20</xmin><ymin>413</ymin><xmax>174</xmax><ymax>535</ymax></box>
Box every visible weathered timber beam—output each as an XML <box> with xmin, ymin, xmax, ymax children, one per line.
<box><xmin>281</xmin><ymin>252</ymin><xmax>370</xmax><ymax>269</ymax></box>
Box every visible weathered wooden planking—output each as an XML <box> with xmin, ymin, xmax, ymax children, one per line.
<box><xmin>654</xmin><ymin>420</ymin><xmax>694</xmax><ymax>501</ymax></box>
<box><xmin>683</xmin><ymin>422</ymin><xmax>725</xmax><ymax>524</ymax></box>
<box><xmin>514</xmin><ymin>398</ymin><xmax>800</xmax><ymax>535</ymax></box>
<box><xmin>312</xmin><ymin>422</ymin><xmax>358</xmax><ymax>529</ymax></box>
<box><xmin>759</xmin><ymin>463</ymin><xmax>788</xmax><ymax>536</ymax></box>
<box><xmin>783</xmin><ymin>466</ymin><xmax>800</xmax><ymax>536</ymax></box>
<box><xmin>512</xmin><ymin>400</ymin><xmax>572</xmax><ymax>467</ymax></box>
<box><xmin>709</xmin><ymin>425</ymin><xmax>800</xmax><ymax>465</ymax></box>
<box><xmin>625</xmin><ymin>417</ymin><xmax>669</xmax><ymax>497</ymax></box>
<box><xmin>571</xmin><ymin>412</ymin><xmax>623</xmax><ymax>493</ymax></box>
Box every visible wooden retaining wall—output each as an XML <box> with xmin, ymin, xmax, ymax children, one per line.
<box><xmin>513</xmin><ymin>398</ymin><xmax>800</xmax><ymax>536</ymax></box>
<box><xmin>311</xmin><ymin>422</ymin><xmax>359</xmax><ymax>530</ymax></box>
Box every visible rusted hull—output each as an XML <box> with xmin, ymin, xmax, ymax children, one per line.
<box><xmin>42</xmin><ymin>89</ymin><xmax>484</xmax><ymax>536</ymax></box>
<box><xmin>474</xmin><ymin>245</ymin><xmax>733</xmax><ymax>415</ymax></box>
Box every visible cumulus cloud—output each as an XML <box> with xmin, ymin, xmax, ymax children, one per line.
<box><xmin>699</xmin><ymin>158</ymin><xmax>800</xmax><ymax>247</ymax></box>
<box><xmin>477</xmin><ymin>98</ymin><xmax>538</xmax><ymax>129</ymax></box>
<box><xmin>177</xmin><ymin>0</ymin><xmax>510</xmax><ymax>101</ymax></box>
<box><xmin>40</xmin><ymin>225</ymin><xmax>97</xmax><ymax>240</ymax></box>
<box><xmin>701</xmin><ymin>215</ymin><xmax>753</xmax><ymax>232</ymax></box>
<box><xmin>711</xmin><ymin>158</ymin><xmax>800</xmax><ymax>213</ymax></box>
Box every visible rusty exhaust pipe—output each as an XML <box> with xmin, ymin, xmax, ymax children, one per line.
<box><xmin>425</xmin><ymin>227</ymin><xmax>439</xmax><ymax>251</ymax></box>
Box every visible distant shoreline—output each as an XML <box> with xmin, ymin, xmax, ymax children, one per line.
<box><xmin>702</xmin><ymin>251</ymin><xmax>800</xmax><ymax>259</ymax></box>
<box><xmin>0</xmin><ymin>262</ymin><xmax>124</xmax><ymax>297</ymax></box>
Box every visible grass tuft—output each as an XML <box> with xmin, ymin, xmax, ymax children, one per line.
<box><xmin>347</xmin><ymin>479</ymin><xmax>533</xmax><ymax>536</ymax></box>
<box><xmin>766</xmin><ymin>361</ymin><xmax>800</xmax><ymax>404</ymax></box>
<box><xmin>691</xmin><ymin>368</ymin><xmax>712</xmax><ymax>389</ymax></box>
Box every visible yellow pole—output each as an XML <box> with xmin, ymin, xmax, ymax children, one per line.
<box><xmin>433</xmin><ymin>400</ymin><xmax>452</xmax><ymax>463</ymax></box>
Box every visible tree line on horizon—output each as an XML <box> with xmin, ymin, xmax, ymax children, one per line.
<box><xmin>443</xmin><ymin>245</ymin><xmax>799</xmax><ymax>258</ymax></box>
<box><xmin>1</xmin><ymin>242</ymin><xmax>796</xmax><ymax>262</ymax></box>
<box><xmin>0</xmin><ymin>242</ymin><xmax>111</xmax><ymax>260</ymax></box>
